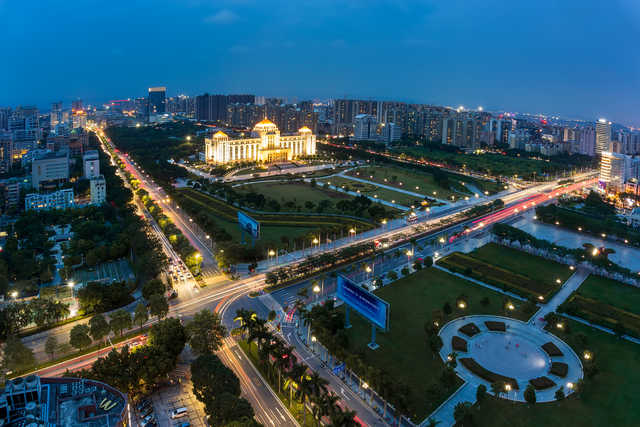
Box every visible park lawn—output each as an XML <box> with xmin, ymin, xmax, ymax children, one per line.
<box><xmin>394</xmin><ymin>147</ymin><xmax>560</xmax><ymax>177</ymax></box>
<box><xmin>317</xmin><ymin>178</ymin><xmax>422</xmax><ymax>207</ymax></box>
<box><xmin>465</xmin><ymin>242</ymin><xmax>575</xmax><ymax>286</ymax></box>
<box><xmin>469</xmin><ymin>319</ymin><xmax>640</xmax><ymax>427</ymax></box>
<box><xmin>577</xmin><ymin>274</ymin><xmax>640</xmax><ymax>315</ymax></box>
<box><xmin>233</xmin><ymin>166</ymin><xmax>268</xmax><ymax>176</ymax></box>
<box><xmin>338</xmin><ymin>267</ymin><xmax>531</xmax><ymax>422</ymax></box>
<box><xmin>345</xmin><ymin>165</ymin><xmax>467</xmax><ymax>201</ymax></box>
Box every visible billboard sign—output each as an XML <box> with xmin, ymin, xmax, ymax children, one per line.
<box><xmin>238</xmin><ymin>211</ymin><xmax>260</xmax><ymax>240</ymax></box>
<box><xmin>337</xmin><ymin>275</ymin><xmax>389</xmax><ymax>330</ymax></box>
<box><xmin>333</xmin><ymin>363</ymin><xmax>346</xmax><ymax>375</ymax></box>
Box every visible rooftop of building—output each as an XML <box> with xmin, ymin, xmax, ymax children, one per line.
<box><xmin>0</xmin><ymin>376</ymin><xmax>127</xmax><ymax>427</ymax></box>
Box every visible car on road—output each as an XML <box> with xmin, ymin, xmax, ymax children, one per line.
<box><xmin>136</xmin><ymin>399</ymin><xmax>151</xmax><ymax>411</ymax></box>
<box><xmin>173</xmin><ymin>276</ymin><xmax>179</xmax><ymax>281</ymax></box>
<box><xmin>141</xmin><ymin>415</ymin><xmax>155</xmax><ymax>426</ymax></box>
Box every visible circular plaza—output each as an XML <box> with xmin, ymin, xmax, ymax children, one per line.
<box><xmin>439</xmin><ymin>315</ymin><xmax>583</xmax><ymax>402</ymax></box>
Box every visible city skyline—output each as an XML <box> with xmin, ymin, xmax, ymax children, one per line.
<box><xmin>1</xmin><ymin>1</ymin><xmax>640</xmax><ymax>128</ymax></box>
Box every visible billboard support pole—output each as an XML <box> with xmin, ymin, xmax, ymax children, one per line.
<box><xmin>368</xmin><ymin>324</ymin><xmax>379</xmax><ymax>350</ymax></box>
<box><xmin>345</xmin><ymin>306</ymin><xmax>352</xmax><ymax>329</ymax></box>
<box><xmin>241</xmin><ymin>229</ymin><xmax>246</xmax><ymax>245</ymax></box>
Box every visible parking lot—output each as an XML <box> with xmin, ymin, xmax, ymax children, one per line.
<box><xmin>132</xmin><ymin>378</ymin><xmax>207</xmax><ymax>427</ymax></box>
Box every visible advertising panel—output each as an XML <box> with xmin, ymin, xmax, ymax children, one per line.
<box><xmin>337</xmin><ymin>275</ymin><xmax>389</xmax><ymax>330</ymax></box>
<box><xmin>238</xmin><ymin>211</ymin><xmax>260</xmax><ymax>240</ymax></box>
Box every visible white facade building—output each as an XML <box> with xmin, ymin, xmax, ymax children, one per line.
<box><xmin>83</xmin><ymin>150</ymin><xmax>100</xmax><ymax>179</ymax></box>
<box><xmin>378</xmin><ymin>123</ymin><xmax>402</xmax><ymax>145</ymax></box>
<box><xmin>600</xmin><ymin>151</ymin><xmax>640</xmax><ymax>191</ymax></box>
<box><xmin>353</xmin><ymin>114</ymin><xmax>377</xmax><ymax>141</ymax></box>
<box><xmin>205</xmin><ymin>119</ymin><xmax>316</xmax><ymax>164</ymax></box>
<box><xmin>21</xmin><ymin>148</ymin><xmax>50</xmax><ymax>168</ymax></box>
<box><xmin>25</xmin><ymin>189</ymin><xmax>75</xmax><ymax>211</ymax></box>
<box><xmin>90</xmin><ymin>175</ymin><xmax>106</xmax><ymax>205</ymax></box>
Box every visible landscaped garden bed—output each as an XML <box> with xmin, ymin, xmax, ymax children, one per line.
<box><xmin>529</xmin><ymin>376</ymin><xmax>556</xmax><ymax>390</ymax></box>
<box><xmin>452</xmin><ymin>336</ymin><xmax>468</xmax><ymax>352</ymax></box>
<box><xmin>541</xmin><ymin>342</ymin><xmax>563</xmax><ymax>357</ymax></box>
<box><xmin>565</xmin><ymin>293</ymin><xmax>640</xmax><ymax>337</ymax></box>
<box><xmin>550</xmin><ymin>362</ymin><xmax>568</xmax><ymax>378</ymax></box>
<box><xmin>459</xmin><ymin>358</ymin><xmax>519</xmax><ymax>390</ymax></box>
<box><xmin>484</xmin><ymin>321</ymin><xmax>506</xmax><ymax>332</ymax></box>
<box><xmin>459</xmin><ymin>322</ymin><xmax>481</xmax><ymax>337</ymax></box>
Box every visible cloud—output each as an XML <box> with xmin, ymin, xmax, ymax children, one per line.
<box><xmin>203</xmin><ymin>10</ymin><xmax>239</xmax><ymax>24</ymax></box>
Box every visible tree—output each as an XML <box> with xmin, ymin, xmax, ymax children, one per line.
<box><xmin>133</xmin><ymin>303</ymin><xmax>149</xmax><ymax>332</ymax></box>
<box><xmin>69</xmin><ymin>324</ymin><xmax>92</xmax><ymax>351</ymax></box>
<box><xmin>520</xmin><ymin>301</ymin><xmax>536</xmax><ymax>319</ymax></box>
<box><xmin>555</xmin><ymin>386</ymin><xmax>565</xmax><ymax>407</ymax></box>
<box><xmin>133</xmin><ymin>344</ymin><xmax>178</xmax><ymax>386</ymax></box>
<box><xmin>440</xmin><ymin>366</ymin><xmax>457</xmax><ymax>391</ymax></box>
<box><xmin>142</xmin><ymin>278</ymin><xmax>166</xmax><ymax>300</ymax></box>
<box><xmin>453</xmin><ymin>401</ymin><xmax>473</xmax><ymax>427</ymax></box>
<box><xmin>425</xmin><ymin>379</ymin><xmax>440</xmax><ymax>407</ymax></box>
<box><xmin>387</xmin><ymin>270</ymin><xmax>398</xmax><ymax>282</ymax></box>
<box><xmin>192</xmin><ymin>355</ymin><xmax>241</xmax><ymax>404</ymax></box>
<box><xmin>57</xmin><ymin>341</ymin><xmax>73</xmax><ymax>356</ymax></box>
<box><xmin>574</xmin><ymin>332</ymin><xmax>589</xmax><ymax>351</ymax></box>
<box><xmin>44</xmin><ymin>335</ymin><xmax>59</xmax><ymax>361</ymax></box>
<box><xmin>491</xmin><ymin>380</ymin><xmax>505</xmax><ymax>399</ymax></box>
<box><xmin>110</xmin><ymin>309</ymin><xmax>132</xmax><ymax>337</ymax></box>
<box><xmin>431</xmin><ymin>309</ymin><xmax>443</xmax><ymax>326</ymax></box>
<box><xmin>400</xmin><ymin>267</ymin><xmax>410</xmax><ymax>277</ymax></box>
<box><xmin>206</xmin><ymin>392</ymin><xmax>255</xmax><ymax>426</ymax></box>
<box><xmin>428</xmin><ymin>335</ymin><xmax>443</xmax><ymax>358</ymax></box>
<box><xmin>501</xmin><ymin>296</ymin><xmax>512</xmax><ymax>315</ymax></box>
<box><xmin>148</xmin><ymin>317</ymin><xmax>187</xmax><ymax>358</ymax></box>
<box><xmin>185</xmin><ymin>308</ymin><xmax>228</xmax><ymax>357</ymax></box>
<box><xmin>89</xmin><ymin>314</ymin><xmax>111</xmax><ymax>345</ymax></box>
<box><xmin>524</xmin><ymin>384</ymin><xmax>537</xmax><ymax>407</ymax></box>
<box><xmin>442</xmin><ymin>302</ymin><xmax>452</xmax><ymax>320</ymax></box>
<box><xmin>3</xmin><ymin>336</ymin><xmax>36</xmax><ymax>374</ymax></box>
<box><xmin>574</xmin><ymin>378</ymin><xmax>586</xmax><ymax>397</ymax></box>
<box><xmin>413</xmin><ymin>259</ymin><xmax>423</xmax><ymax>271</ymax></box>
<box><xmin>476</xmin><ymin>384</ymin><xmax>486</xmax><ymax>410</ymax></box>
<box><xmin>479</xmin><ymin>297</ymin><xmax>491</xmax><ymax>314</ymax></box>
<box><xmin>446</xmin><ymin>351</ymin><xmax>458</xmax><ymax>369</ymax></box>
<box><xmin>613</xmin><ymin>321</ymin><xmax>626</xmax><ymax>339</ymax></box>
<box><xmin>583</xmin><ymin>363</ymin><xmax>600</xmax><ymax>382</ymax></box>
<box><xmin>149</xmin><ymin>294</ymin><xmax>169</xmax><ymax>320</ymax></box>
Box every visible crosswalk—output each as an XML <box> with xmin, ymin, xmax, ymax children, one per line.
<box><xmin>169</xmin><ymin>363</ymin><xmax>191</xmax><ymax>380</ymax></box>
<box><xmin>270</xmin><ymin>289</ymin><xmax>298</xmax><ymax>305</ymax></box>
<box><xmin>200</xmin><ymin>271</ymin><xmax>228</xmax><ymax>285</ymax></box>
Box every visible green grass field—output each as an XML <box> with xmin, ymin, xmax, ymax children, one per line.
<box><xmin>338</xmin><ymin>267</ymin><xmax>531</xmax><ymax>421</ymax></box>
<box><xmin>470</xmin><ymin>319</ymin><xmax>640</xmax><ymax>427</ymax></box>
<box><xmin>577</xmin><ymin>274</ymin><xmax>640</xmax><ymax>315</ymax></box>
<box><xmin>344</xmin><ymin>165</ymin><xmax>471</xmax><ymax>201</ymax></box>
<box><xmin>465</xmin><ymin>242</ymin><xmax>575</xmax><ymax>286</ymax></box>
<box><xmin>316</xmin><ymin>178</ymin><xmax>424</xmax><ymax>207</ymax></box>
<box><xmin>394</xmin><ymin>147</ymin><xmax>562</xmax><ymax>177</ymax></box>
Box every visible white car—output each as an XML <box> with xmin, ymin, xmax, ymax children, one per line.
<box><xmin>141</xmin><ymin>415</ymin><xmax>155</xmax><ymax>426</ymax></box>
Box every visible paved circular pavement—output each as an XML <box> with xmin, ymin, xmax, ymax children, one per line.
<box><xmin>471</xmin><ymin>333</ymin><xmax>547</xmax><ymax>379</ymax></box>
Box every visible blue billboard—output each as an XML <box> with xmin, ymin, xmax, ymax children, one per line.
<box><xmin>337</xmin><ymin>275</ymin><xmax>389</xmax><ymax>330</ymax></box>
<box><xmin>238</xmin><ymin>211</ymin><xmax>260</xmax><ymax>240</ymax></box>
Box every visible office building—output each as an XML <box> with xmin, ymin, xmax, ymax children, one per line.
<box><xmin>71</xmin><ymin>100</ymin><xmax>83</xmax><ymax>112</ymax></box>
<box><xmin>148</xmin><ymin>87</ymin><xmax>166</xmax><ymax>114</ymax></box>
<box><xmin>90</xmin><ymin>175</ymin><xmax>107</xmax><ymax>205</ymax></box>
<box><xmin>0</xmin><ymin>375</ymin><xmax>128</xmax><ymax>427</ymax></box>
<box><xmin>489</xmin><ymin>118</ymin><xmax>512</xmax><ymax>144</ymax></box>
<box><xmin>205</xmin><ymin>119</ymin><xmax>316</xmax><ymax>164</ymax></box>
<box><xmin>83</xmin><ymin>150</ymin><xmax>100</xmax><ymax>179</ymax></box>
<box><xmin>600</xmin><ymin>151</ymin><xmax>640</xmax><ymax>191</ymax></box>
<box><xmin>16</xmin><ymin>105</ymin><xmax>39</xmax><ymax>119</ymax></box>
<box><xmin>9</xmin><ymin>115</ymin><xmax>40</xmax><ymax>142</ymax></box>
<box><xmin>378</xmin><ymin>123</ymin><xmax>402</xmax><ymax>145</ymax></box>
<box><xmin>353</xmin><ymin>114</ymin><xmax>378</xmax><ymax>141</ymax></box>
<box><xmin>25</xmin><ymin>188</ymin><xmax>75</xmax><ymax>211</ymax></box>
<box><xmin>21</xmin><ymin>148</ymin><xmax>50</xmax><ymax>168</ymax></box>
<box><xmin>0</xmin><ymin>178</ymin><xmax>23</xmax><ymax>214</ymax></box>
<box><xmin>595</xmin><ymin>119</ymin><xmax>611</xmax><ymax>155</ymax></box>
<box><xmin>32</xmin><ymin>152</ymin><xmax>70</xmax><ymax>189</ymax></box>
<box><xmin>72</xmin><ymin>110</ymin><xmax>87</xmax><ymax>129</ymax></box>
<box><xmin>480</xmin><ymin>130</ymin><xmax>496</xmax><ymax>146</ymax></box>
<box><xmin>195</xmin><ymin>94</ymin><xmax>255</xmax><ymax>122</ymax></box>
<box><xmin>134</xmin><ymin>97</ymin><xmax>148</xmax><ymax>114</ymax></box>
<box><xmin>0</xmin><ymin>107</ymin><xmax>12</xmax><ymax>130</ymax></box>
<box><xmin>579</xmin><ymin>125</ymin><xmax>596</xmax><ymax>156</ymax></box>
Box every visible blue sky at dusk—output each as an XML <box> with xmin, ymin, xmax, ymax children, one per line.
<box><xmin>1</xmin><ymin>0</ymin><xmax>639</xmax><ymax>127</ymax></box>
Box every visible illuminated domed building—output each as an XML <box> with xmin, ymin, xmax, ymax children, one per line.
<box><xmin>204</xmin><ymin>119</ymin><xmax>316</xmax><ymax>165</ymax></box>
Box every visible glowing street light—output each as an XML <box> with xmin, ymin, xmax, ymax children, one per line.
<box><xmin>314</xmin><ymin>285</ymin><xmax>321</xmax><ymax>303</ymax></box>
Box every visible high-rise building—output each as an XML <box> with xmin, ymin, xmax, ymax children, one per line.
<box><xmin>595</xmin><ymin>119</ymin><xmax>611</xmax><ymax>154</ymax></box>
<box><xmin>16</xmin><ymin>105</ymin><xmax>39</xmax><ymax>119</ymax></box>
<box><xmin>72</xmin><ymin>110</ymin><xmax>87</xmax><ymax>129</ymax></box>
<box><xmin>148</xmin><ymin>87</ymin><xmax>166</xmax><ymax>114</ymax></box>
<box><xmin>51</xmin><ymin>101</ymin><xmax>63</xmax><ymax>112</ymax></box>
<box><xmin>353</xmin><ymin>114</ymin><xmax>377</xmax><ymax>141</ymax></box>
<box><xmin>0</xmin><ymin>107</ymin><xmax>12</xmax><ymax>130</ymax></box>
<box><xmin>378</xmin><ymin>123</ymin><xmax>402</xmax><ymax>145</ymax></box>
<box><xmin>71</xmin><ymin>100</ymin><xmax>83</xmax><ymax>112</ymax></box>
<box><xmin>83</xmin><ymin>150</ymin><xmax>100</xmax><ymax>179</ymax></box>
<box><xmin>579</xmin><ymin>125</ymin><xmax>596</xmax><ymax>156</ymax></box>
<box><xmin>31</xmin><ymin>152</ymin><xmax>70</xmax><ymax>190</ymax></box>
<box><xmin>600</xmin><ymin>151</ymin><xmax>640</xmax><ymax>191</ymax></box>
<box><xmin>50</xmin><ymin>101</ymin><xmax>67</xmax><ymax>128</ymax></box>
<box><xmin>0</xmin><ymin>132</ymin><xmax>13</xmax><ymax>173</ymax></box>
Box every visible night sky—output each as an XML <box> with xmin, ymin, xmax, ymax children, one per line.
<box><xmin>1</xmin><ymin>0</ymin><xmax>639</xmax><ymax>127</ymax></box>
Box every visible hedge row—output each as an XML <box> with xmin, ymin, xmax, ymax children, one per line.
<box><xmin>550</xmin><ymin>362</ymin><xmax>568</xmax><ymax>378</ymax></box>
<box><xmin>568</xmin><ymin>294</ymin><xmax>640</xmax><ymax>336</ymax></box>
<box><xmin>484</xmin><ymin>321</ymin><xmax>506</xmax><ymax>332</ymax></box>
<box><xmin>541</xmin><ymin>342</ymin><xmax>563</xmax><ymax>357</ymax></box>
<box><xmin>452</xmin><ymin>336</ymin><xmax>468</xmax><ymax>352</ymax></box>
<box><xmin>459</xmin><ymin>358</ymin><xmax>519</xmax><ymax>390</ymax></box>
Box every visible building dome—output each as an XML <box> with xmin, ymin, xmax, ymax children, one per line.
<box><xmin>213</xmin><ymin>131</ymin><xmax>227</xmax><ymax>137</ymax></box>
<box><xmin>299</xmin><ymin>126</ymin><xmax>312</xmax><ymax>133</ymax></box>
<box><xmin>254</xmin><ymin>119</ymin><xmax>276</xmax><ymax>129</ymax></box>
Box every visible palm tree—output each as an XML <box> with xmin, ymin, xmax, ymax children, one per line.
<box><xmin>369</xmin><ymin>253</ymin><xmax>377</xmax><ymax>278</ymax></box>
<box><xmin>310</xmin><ymin>395</ymin><xmax>326</xmax><ymax>427</ymax></box>
<box><xmin>322</xmin><ymin>392</ymin><xmax>342</xmax><ymax>425</ymax></box>
<box><xmin>425</xmin><ymin>417</ymin><xmax>442</xmax><ymax>427</ymax></box>
<box><xmin>275</xmin><ymin>345</ymin><xmax>297</xmax><ymax>394</ymax></box>
<box><xmin>310</xmin><ymin>278</ymin><xmax>319</xmax><ymax>302</ymax></box>
<box><xmin>285</xmin><ymin>361</ymin><xmax>307</xmax><ymax>409</ymax></box>
<box><xmin>259</xmin><ymin>337</ymin><xmax>278</xmax><ymax>380</ymax></box>
<box><xmin>332</xmin><ymin>407</ymin><xmax>359</xmax><ymax>427</ymax></box>
<box><xmin>379</xmin><ymin>376</ymin><xmax>394</xmax><ymax>420</ymax></box>
<box><xmin>345</xmin><ymin>354</ymin><xmax>361</xmax><ymax>386</ymax></box>
<box><xmin>366</xmin><ymin>367</ymin><xmax>383</xmax><ymax>403</ymax></box>
<box><xmin>308</xmin><ymin>370</ymin><xmax>329</xmax><ymax>400</ymax></box>
<box><xmin>248</xmin><ymin>318</ymin><xmax>269</xmax><ymax>357</ymax></box>
<box><xmin>410</xmin><ymin>237</ymin><xmax>418</xmax><ymax>256</ymax></box>
<box><xmin>297</xmin><ymin>285</ymin><xmax>310</xmax><ymax>300</ymax></box>
<box><xmin>393</xmin><ymin>393</ymin><xmax>411</xmax><ymax>425</ymax></box>
<box><xmin>298</xmin><ymin>375</ymin><xmax>314</xmax><ymax>426</ymax></box>
<box><xmin>296</xmin><ymin>306</ymin><xmax>308</xmax><ymax>335</ymax></box>
<box><xmin>301</xmin><ymin>309</ymin><xmax>314</xmax><ymax>345</ymax></box>
<box><xmin>234</xmin><ymin>308</ymin><xmax>257</xmax><ymax>341</ymax></box>
<box><xmin>319</xmin><ymin>273</ymin><xmax>328</xmax><ymax>298</ymax></box>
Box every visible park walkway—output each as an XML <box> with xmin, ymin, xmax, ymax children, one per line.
<box><xmin>340</xmin><ymin>173</ymin><xmax>452</xmax><ymax>205</ymax></box>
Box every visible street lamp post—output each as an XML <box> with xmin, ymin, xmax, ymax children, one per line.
<box><xmin>311</xmin><ymin>336</ymin><xmax>317</xmax><ymax>353</ymax></box>
<box><xmin>350</xmin><ymin>228</ymin><xmax>355</xmax><ymax>243</ymax></box>
<box><xmin>505</xmin><ymin>384</ymin><xmax>511</xmax><ymax>401</ymax></box>
<box><xmin>382</xmin><ymin>219</ymin><xmax>386</xmax><ymax>233</ymax></box>
<box><xmin>313</xmin><ymin>238</ymin><xmax>318</xmax><ymax>254</ymax></box>
<box><xmin>365</xmin><ymin>266</ymin><xmax>371</xmax><ymax>284</ymax></box>
<box><xmin>406</xmin><ymin>250</ymin><xmax>412</xmax><ymax>268</ymax></box>
<box><xmin>313</xmin><ymin>285</ymin><xmax>320</xmax><ymax>304</ymax></box>
<box><xmin>269</xmin><ymin>250</ymin><xmax>275</xmax><ymax>266</ymax></box>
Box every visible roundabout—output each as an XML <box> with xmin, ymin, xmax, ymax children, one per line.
<box><xmin>439</xmin><ymin>315</ymin><xmax>583</xmax><ymax>402</ymax></box>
